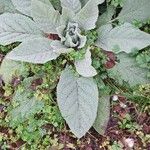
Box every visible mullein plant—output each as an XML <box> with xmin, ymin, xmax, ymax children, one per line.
<box><xmin>0</xmin><ymin>0</ymin><xmax>150</xmax><ymax>138</ymax></box>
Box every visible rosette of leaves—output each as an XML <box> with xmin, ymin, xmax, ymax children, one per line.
<box><xmin>0</xmin><ymin>0</ymin><xmax>101</xmax><ymax>138</ymax></box>
<box><xmin>0</xmin><ymin>0</ymin><xmax>98</xmax><ymax>77</ymax></box>
<box><xmin>0</xmin><ymin>0</ymin><xmax>150</xmax><ymax>138</ymax></box>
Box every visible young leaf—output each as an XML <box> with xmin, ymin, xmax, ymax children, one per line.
<box><xmin>31</xmin><ymin>0</ymin><xmax>60</xmax><ymax>34</ymax></box>
<box><xmin>75</xmin><ymin>48</ymin><xmax>97</xmax><ymax>77</ymax></box>
<box><xmin>64</xmin><ymin>22</ymin><xmax>87</xmax><ymax>48</ymax></box>
<box><xmin>11</xmin><ymin>0</ymin><xmax>31</xmax><ymax>16</ymax></box>
<box><xmin>57</xmin><ymin>67</ymin><xmax>98</xmax><ymax>138</ymax></box>
<box><xmin>93</xmin><ymin>96</ymin><xmax>110</xmax><ymax>135</ymax></box>
<box><xmin>110</xmin><ymin>52</ymin><xmax>150</xmax><ymax>86</ymax></box>
<box><xmin>0</xmin><ymin>13</ymin><xmax>43</xmax><ymax>45</ymax></box>
<box><xmin>96</xmin><ymin>23</ymin><xmax>150</xmax><ymax>53</ymax></box>
<box><xmin>6</xmin><ymin>38</ymin><xmax>60</xmax><ymax>64</ymax></box>
<box><xmin>60</xmin><ymin>0</ymin><xmax>81</xmax><ymax>13</ymax></box>
<box><xmin>0</xmin><ymin>58</ymin><xmax>26</xmax><ymax>83</ymax></box>
<box><xmin>118</xmin><ymin>0</ymin><xmax>150</xmax><ymax>23</ymax></box>
<box><xmin>75</xmin><ymin>0</ymin><xmax>100</xmax><ymax>30</ymax></box>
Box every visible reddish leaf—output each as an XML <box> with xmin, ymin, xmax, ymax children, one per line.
<box><xmin>103</xmin><ymin>51</ymin><xmax>116</xmax><ymax>69</ymax></box>
<box><xmin>0</xmin><ymin>76</ymin><xmax>3</xmax><ymax>87</ymax></box>
<box><xmin>137</xmin><ymin>113</ymin><xmax>147</xmax><ymax>125</ymax></box>
<box><xmin>11</xmin><ymin>76</ymin><xmax>22</xmax><ymax>87</ymax></box>
<box><xmin>118</xmin><ymin>96</ymin><xmax>127</xmax><ymax>103</ymax></box>
<box><xmin>30</xmin><ymin>78</ymin><xmax>43</xmax><ymax>90</ymax></box>
<box><xmin>0</xmin><ymin>54</ymin><xmax>4</xmax><ymax>63</ymax></box>
<box><xmin>105</xmin><ymin>60</ymin><xmax>115</xmax><ymax>69</ymax></box>
<box><xmin>113</xmin><ymin>104</ymin><xmax>127</xmax><ymax>118</ymax></box>
<box><xmin>10</xmin><ymin>139</ymin><xmax>25</xmax><ymax>149</ymax></box>
<box><xmin>0</xmin><ymin>104</ymin><xmax>5</xmax><ymax>112</ymax></box>
<box><xmin>0</xmin><ymin>126</ymin><xmax>9</xmax><ymax>135</ymax></box>
<box><xmin>0</xmin><ymin>77</ymin><xmax>4</xmax><ymax>97</ymax></box>
<box><xmin>46</xmin><ymin>34</ymin><xmax>60</xmax><ymax>40</ymax></box>
<box><xmin>105</xmin><ymin>51</ymin><xmax>116</xmax><ymax>61</ymax></box>
<box><xmin>143</xmin><ymin>124</ymin><xmax>150</xmax><ymax>134</ymax></box>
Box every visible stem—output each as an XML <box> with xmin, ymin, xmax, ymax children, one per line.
<box><xmin>107</xmin><ymin>17</ymin><xmax>119</xmax><ymax>24</ymax></box>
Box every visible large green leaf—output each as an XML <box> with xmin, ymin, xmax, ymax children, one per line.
<box><xmin>96</xmin><ymin>23</ymin><xmax>150</xmax><ymax>53</ymax></box>
<box><xmin>31</xmin><ymin>0</ymin><xmax>60</xmax><ymax>34</ymax></box>
<box><xmin>0</xmin><ymin>1</ymin><xmax>5</xmax><ymax>14</ymax></box>
<box><xmin>60</xmin><ymin>7</ymin><xmax>75</xmax><ymax>26</ymax></box>
<box><xmin>60</xmin><ymin>0</ymin><xmax>81</xmax><ymax>13</ymax></box>
<box><xmin>57</xmin><ymin>67</ymin><xmax>98</xmax><ymax>138</ymax></box>
<box><xmin>6</xmin><ymin>38</ymin><xmax>60</xmax><ymax>64</ymax></box>
<box><xmin>111</xmin><ymin>52</ymin><xmax>150</xmax><ymax>86</ymax></box>
<box><xmin>0</xmin><ymin>0</ymin><xmax>16</xmax><ymax>14</ymax></box>
<box><xmin>0</xmin><ymin>13</ymin><xmax>43</xmax><ymax>45</ymax></box>
<box><xmin>93</xmin><ymin>96</ymin><xmax>110</xmax><ymax>135</ymax></box>
<box><xmin>75</xmin><ymin>0</ymin><xmax>102</xmax><ymax>30</ymax></box>
<box><xmin>0</xmin><ymin>58</ymin><xmax>27</xmax><ymax>84</ymax></box>
<box><xmin>11</xmin><ymin>0</ymin><xmax>31</xmax><ymax>16</ymax></box>
<box><xmin>11</xmin><ymin>0</ymin><xmax>56</xmax><ymax>16</ymax></box>
<box><xmin>118</xmin><ymin>0</ymin><xmax>150</xmax><ymax>23</ymax></box>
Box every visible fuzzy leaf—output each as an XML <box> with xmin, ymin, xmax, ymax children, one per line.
<box><xmin>80</xmin><ymin>0</ymin><xmax>105</xmax><ymax>6</ymax></box>
<box><xmin>111</xmin><ymin>52</ymin><xmax>150</xmax><ymax>86</ymax></box>
<box><xmin>80</xmin><ymin>0</ymin><xmax>89</xmax><ymax>7</ymax></box>
<box><xmin>11</xmin><ymin>0</ymin><xmax>56</xmax><ymax>16</ymax></box>
<box><xmin>0</xmin><ymin>58</ymin><xmax>26</xmax><ymax>83</ymax></box>
<box><xmin>96</xmin><ymin>23</ymin><xmax>150</xmax><ymax>53</ymax></box>
<box><xmin>97</xmin><ymin>6</ymin><xmax>115</xmax><ymax>27</ymax></box>
<box><xmin>6</xmin><ymin>38</ymin><xmax>60</xmax><ymax>64</ymax></box>
<box><xmin>11</xmin><ymin>0</ymin><xmax>31</xmax><ymax>16</ymax></box>
<box><xmin>0</xmin><ymin>1</ymin><xmax>5</xmax><ymax>14</ymax></box>
<box><xmin>31</xmin><ymin>0</ymin><xmax>60</xmax><ymax>34</ymax></box>
<box><xmin>93</xmin><ymin>96</ymin><xmax>110</xmax><ymax>135</ymax></box>
<box><xmin>75</xmin><ymin>48</ymin><xmax>97</xmax><ymax>77</ymax></box>
<box><xmin>57</xmin><ymin>67</ymin><xmax>98</xmax><ymax>138</ymax></box>
<box><xmin>60</xmin><ymin>0</ymin><xmax>81</xmax><ymax>13</ymax></box>
<box><xmin>50</xmin><ymin>0</ymin><xmax>61</xmax><ymax>11</ymax></box>
<box><xmin>56</xmin><ymin>25</ymin><xmax>66</xmax><ymax>40</ymax></box>
<box><xmin>77</xmin><ymin>33</ymin><xmax>87</xmax><ymax>49</ymax></box>
<box><xmin>118</xmin><ymin>0</ymin><xmax>150</xmax><ymax>23</ymax></box>
<box><xmin>60</xmin><ymin>7</ymin><xmax>75</xmax><ymax>26</ymax></box>
<box><xmin>75</xmin><ymin>0</ymin><xmax>100</xmax><ymax>30</ymax></box>
<box><xmin>51</xmin><ymin>41</ymin><xmax>73</xmax><ymax>54</ymax></box>
<box><xmin>0</xmin><ymin>0</ymin><xmax>16</xmax><ymax>14</ymax></box>
<box><xmin>0</xmin><ymin>13</ymin><xmax>43</xmax><ymax>45</ymax></box>
<box><xmin>64</xmin><ymin>22</ymin><xmax>87</xmax><ymax>48</ymax></box>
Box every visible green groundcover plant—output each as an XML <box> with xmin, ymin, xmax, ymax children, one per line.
<box><xmin>0</xmin><ymin>0</ymin><xmax>150</xmax><ymax>138</ymax></box>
